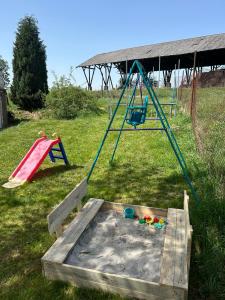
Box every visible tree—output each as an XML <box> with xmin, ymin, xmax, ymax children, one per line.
<box><xmin>0</xmin><ymin>56</ymin><xmax>10</xmax><ymax>89</ymax></box>
<box><xmin>11</xmin><ymin>16</ymin><xmax>48</xmax><ymax>110</ymax></box>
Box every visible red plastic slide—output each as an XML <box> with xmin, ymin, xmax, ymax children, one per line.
<box><xmin>3</xmin><ymin>135</ymin><xmax>67</xmax><ymax>188</ymax></box>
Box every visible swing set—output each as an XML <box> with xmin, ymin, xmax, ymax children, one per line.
<box><xmin>87</xmin><ymin>60</ymin><xmax>200</xmax><ymax>204</ymax></box>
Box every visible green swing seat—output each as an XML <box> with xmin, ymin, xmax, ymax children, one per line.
<box><xmin>126</xmin><ymin>96</ymin><xmax>148</xmax><ymax>128</ymax></box>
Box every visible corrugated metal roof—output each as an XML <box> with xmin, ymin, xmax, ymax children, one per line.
<box><xmin>78</xmin><ymin>33</ymin><xmax>225</xmax><ymax>68</ymax></box>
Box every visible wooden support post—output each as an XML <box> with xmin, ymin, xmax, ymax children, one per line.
<box><xmin>158</xmin><ymin>56</ymin><xmax>161</xmax><ymax>90</ymax></box>
<box><xmin>98</xmin><ymin>64</ymin><xmax>113</xmax><ymax>91</ymax></box>
<box><xmin>118</xmin><ymin>69</ymin><xmax>126</xmax><ymax>88</ymax></box>
<box><xmin>98</xmin><ymin>65</ymin><xmax>106</xmax><ymax>90</ymax></box>
<box><xmin>185</xmin><ymin>68</ymin><xmax>192</xmax><ymax>86</ymax></box>
<box><xmin>163</xmin><ymin>70</ymin><xmax>172</xmax><ymax>87</ymax></box>
<box><xmin>126</xmin><ymin>59</ymin><xmax>128</xmax><ymax>83</ymax></box>
<box><xmin>0</xmin><ymin>88</ymin><xmax>8</xmax><ymax>129</ymax></box>
<box><xmin>179</xmin><ymin>70</ymin><xmax>185</xmax><ymax>101</ymax></box>
<box><xmin>190</xmin><ymin>52</ymin><xmax>197</xmax><ymax>119</ymax></box>
<box><xmin>152</xmin><ymin>66</ymin><xmax>155</xmax><ymax>87</ymax></box>
<box><xmin>104</xmin><ymin>65</ymin><xmax>108</xmax><ymax>90</ymax></box>
<box><xmin>177</xmin><ymin>59</ymin><xmax>180</xmax><ymax>99</ymax></box>
<box><xmin>82</xmin><ymin>67</ymin><xmax>95</xmax><ymax>90</ymax></box>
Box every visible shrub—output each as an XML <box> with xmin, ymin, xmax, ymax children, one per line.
<box><xmin>7</xmin><ymin>111</ymin><xmax>16</xmax><ymax>124</ymax></box>
<box><xmin>46</xmin><ymin>85</ymin><xmax>100</xmax><ymax>119</ymax></box>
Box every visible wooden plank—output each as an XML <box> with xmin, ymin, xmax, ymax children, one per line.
<box><xmin>42</xmin><ymin>262</ymin><xmax>185</xmax><ymax>300</ymax></box>
<box><xmin>73</xmin><ymin>277</ymin><xmax>156</xmax><ymax>300</ymax></box>
<box><xmin>42</xmin><ymin>198</ymin><xmax>104</xmax><ymax>264</ymax></box>
<box><xmin>184</xmin><ymin>191</ymin><xmax>191</xmax><ymax>233</ymax></box>
<box><xmin>73</xmin><ymin>278</ymin><xmax>156</xmax><ymax>300</ymax></box>
<box><xmin>0</xmin><ymin>89</ymin><xmax>8</xmax><ymax>129</ymax></box>
<box><xmin>184</xmin><ymin>191</ymin><xmax>193</xmax><ymax>273</ymax></box>
<box><xmin>186</xmin><ymin>225</ymin><xmax>193</xmax><ymax>273</ymax></box>
<box><xmin>160</xmin><ymin>208</ymin><xmax>177</xmax><ymax>287</ymax></box>
<box><xmin>160</xmin><ymin>207</ymin><xmax>188</xmax><ymax>290</ymax></box>
<box><xmin>101</xmin><ymin>201</ymin><xmax>167</xmax><ymax>218</ymax></box>
<box><xmin>173</xmin><ymin>209</ymin><xmax>188</xmax><ymax>290</ymax></box>
<box><xmin>48</xmin><ymin>178</ymin><xmax>87</xmax><ymax>235</ymax></box>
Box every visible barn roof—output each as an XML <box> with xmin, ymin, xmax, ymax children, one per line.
<box><xmin>78</xmin><ymin>33</ymin><xmax>225</xmax><ymax>72</ymax></box>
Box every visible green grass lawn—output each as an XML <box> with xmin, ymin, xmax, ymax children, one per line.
<box><xmin>0</xmin><ymin>101</ymin><xmax>215</xmax><ymax>299</ymax></box>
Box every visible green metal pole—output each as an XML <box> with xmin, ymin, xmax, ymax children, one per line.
<box><xmin>146</xmin><ymin>73</ymin><xmax>188</xmax><ymax>170</ymax></box>
<box><xmin>135</xmin><ymin>60</ymin><xmax>200</xmax><ymax>204</ymax></box>
<box><xmin>87</xmin><ymin>61</ymin><xmax>136</xmax><ymax>182</ymax></box>
<box><xmin>110</xmin><ymin>74</ymin><xmax>140</xmax><ymax>163</ymax></box>
<box><xmin>141</xmin><ymin>69</ymin><xmax>188</xmax><ymax>172</ymax></box>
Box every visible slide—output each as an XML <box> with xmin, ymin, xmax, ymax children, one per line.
<box><xmin>3</xmin><ymin>135</ymin><xmax>67</xmax><ymax>188</ymax></box>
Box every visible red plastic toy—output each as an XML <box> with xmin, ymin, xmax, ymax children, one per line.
<box><xmin>3</xmin><ymin>132</ymin><xmax>69</xmax><ymax>188</ymax></box>
<box><xmin>153</xmin><ymin>217</ymin><xmax>159</xmax><ymax>223</ymax></box>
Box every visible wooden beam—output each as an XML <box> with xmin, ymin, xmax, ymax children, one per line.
<box><xmin>98</xmin><ymin>65</ymin><xmax>107</xmax><ymax>86</ymax></box>
<box><xmin>160</xmin><ymin>194</ymin><xmax>191</xmax><ymax>291</ymax></box>
<box><xmin>47</xmin><ymin>178</ymin><xmax>87</xmax><ymax>236</ymax></box>
<box><xmin>43</xmin><ymin>198</ymin><xmax>104</xmax><ymax>264</ymax></box>
<box><xmin>190</xmin><ymin>52</ymin><xmax>197</xmax><ymax>118</ymax></box>
<box><xmin>82</xmin><ymin>67</ymin><xmax>95</xmax><ymax>90</ymax></box>
<box><xmin>0</xmin><ymin>89</ymin><xmax>8</xmax><ymax>129</ymax></box>
<box><xmin>184</xmin><ymin>191</ymin><xmax>193</xmax><ymax>272</ymax></box>
<box><xmin>173</xmin><ymin>209</ymin><xmax>188</xmax><ymax>289</ymax></box>
<box><xmin>43</xmin><ymin>261</ymin><xmax>185</xmax><ymax>299</ymax></box>
<box><xmin>101</xmin><ymin>201</ymin><xmax>168</xmax><ymax>217</ymax></box>
<box><xmin>160</xmin><ymin>208</ymin><xmax>177</xmax><ymax>287</ymax></box>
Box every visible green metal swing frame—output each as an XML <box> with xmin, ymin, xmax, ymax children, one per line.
<box><xmin>87</xmin><ymin>60</ymin><xmax>200</xmax><ymax>205</ymax></box>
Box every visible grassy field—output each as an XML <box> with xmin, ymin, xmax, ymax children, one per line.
<box><xmin>0</xmin><ymin>91</ymin><xmax>224</xmax><ymax>299</ymax></box>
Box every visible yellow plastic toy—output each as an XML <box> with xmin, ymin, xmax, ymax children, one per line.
<box><xmin>146</xmin><ymin>218</ymin><xmax>154</xmax><ymax>224</ymax></box>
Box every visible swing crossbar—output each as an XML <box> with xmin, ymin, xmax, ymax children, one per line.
<box><xmin>109</xmin><ymin>128</ymin><xmax>165</xmax><ymax>131</ymax></box>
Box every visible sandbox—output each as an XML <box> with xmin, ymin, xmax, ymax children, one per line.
<box><xmin>42</xmin><ymin>179</ymin><xmax>193</xmax><ymax>300</ymax></box>
<box><xmin>65</xmin><ymin>208</ymin><xmax>165</xmax><ymax>282</ymax></box>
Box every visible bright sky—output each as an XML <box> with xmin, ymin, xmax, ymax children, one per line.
<box><xmin>1</xmin><ymin>0</ymin><xmax>225</xmax><ymax>89</ymax></box>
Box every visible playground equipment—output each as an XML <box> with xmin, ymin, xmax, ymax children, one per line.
<box><xmin>42</xmin><ymin>179</ymin><xmax>193</xmax><ymax>300</ymax></box>
<box><xmin>126</xmin><ymin>95</ymin><xmax>148</xmax><ymax>128</ymax></box>
<box><xmin>87</xmin><ymin>60</ymin><xmax>200</xmax><ymax>204</ymax></box>
<box><xmin>3</xmin><ymin>132</ymin><xmax>69</xmax><ymax>188</ymax></box>
<box><xmin>42</xmin><ymin>61</ymin><xmax>194</xmax><ymax>300</ymax></box>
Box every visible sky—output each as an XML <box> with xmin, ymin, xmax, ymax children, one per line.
<box><xmin>1</xmin><ymin>0</ymin><xmax>225</xmax><ymax>89</ymax></box>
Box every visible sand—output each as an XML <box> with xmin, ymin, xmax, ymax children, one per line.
<box><xmin>65</xmin><ymin>209</ymin><xmax>166</xmax><ymax>282</ymax></box>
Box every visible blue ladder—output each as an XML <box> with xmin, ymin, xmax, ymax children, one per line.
<box><xmin>48</xmin><ymin>141</ymin><xmax>69</xmax><ymax>165</ymax></box>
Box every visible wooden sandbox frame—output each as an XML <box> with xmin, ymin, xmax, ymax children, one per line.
<box><xmin>42</xmin><ymin>178</ymin><xmax>193</xmax><ymax>300</ymax></box>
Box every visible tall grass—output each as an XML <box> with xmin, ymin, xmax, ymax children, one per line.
<box><xmin>180</xmin><ymin>86</ymin><xmax>225</xmax><ymax>299</ymax></box>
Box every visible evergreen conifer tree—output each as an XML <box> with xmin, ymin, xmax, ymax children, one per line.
<box><xmin>11</xmin><ymin>16</ymin><xmax>48</xmax><ymax>110</ymax></box>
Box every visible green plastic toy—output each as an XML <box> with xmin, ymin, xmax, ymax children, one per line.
<box><xmin>139</xmin><ymin>219</ymin><xmax>146</xmax><ymax>224</ymax></box>
<box><xmin>154</xmin><ymin>223</ymin><xmax>165</xmax><ymax>229</ymax></box>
